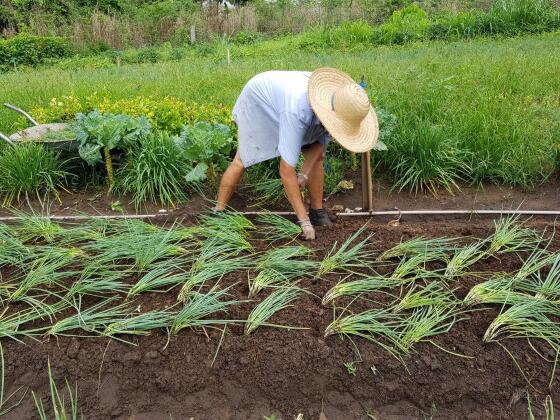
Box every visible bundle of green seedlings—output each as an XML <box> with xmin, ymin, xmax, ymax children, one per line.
<box><xmin>516</xmin><ymin>253</ymin><xmax>560</xmax><ymax>302</ymax></box>
<box><xmin>256</xmin><ymin>213</ymin><xmax>302</xmax><ymax>244</ymax></box>
<box><xmin>245</xmin><ymin>286</ymin><xmax>306</xmax><ymax>335</ymax></box>
<box><xmin>84</xmin><ymin>220</ymin><xmax>192</xmax><ymax>272</ymax></box>
<box><xmin>172</xmin><ymin>284</ymin><xmax>242</xmax><ymax>334</ymax></box>
<box><xmin>391</xmin><ymin>282</ymin><xmax>460</xmax><ymax>313</ymax></box>
<box><xmin>391</xmin><ymin>253</ymin><xmax>442</xmax><ymax>281</ymax></box>
<box><xmin>486</xmin><ymin>214</ymin><xmax>541</xmax><ymax>255</ymax></box>
<box><xmin>0</xmin><ymin>224</ymin><xmax>29</xmax><ymax>270</ymax></box>
<box><xmin>127</xmin><ymin>259</ymin><xmax>189</xmax><ymax>298</ymax></box>
<box><xmin>318</xmin><ymin>224</ymin><xmax>374</xmax><ymax>276</ymax></box>
<box><xmin>464</xmin><ymin>276</ymin><xmax>534</xmax><ymax>306</ymax></box>
<box><xmin>103</xmin><ymin>308</ymin><xmax>177</xmax><ymax>340</ymax></box>
<box><xmin>444</xmin><ymin>240</ymin><xmax>487</xmax><ymax>278</ymax></box>
<box><xmin>483</xmin><ymin>299</ymin><xmax>560</xmax><ymax>351</ymax></box>
<box><xmin>378</xmin><ymin>236</ymin><xmax>457</xmax><ymax>261</ymax></box>
<box><xmin>10</xmin><ymin>211</ymin><xmax>64</xmax><ymax>244</ymax></box>
<box><xmin>249</xmin><ymin>245</ymin><xmax>316</xmax><ymax>297</ymax></box>
<box><xmin>322</xmin><ymin>275</ymin><xmax>397</xmax><ymax>306</ymax></box>
<box><xmin>65</xmin><ymin>259</ymin><xmax>131</xmax><ymax>299</ymax></box>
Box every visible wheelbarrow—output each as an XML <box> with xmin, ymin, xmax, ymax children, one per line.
<box><xmin>0</xmin><ymin>103</ymin><xmax>78</xmax><ymax>153</ymax></box>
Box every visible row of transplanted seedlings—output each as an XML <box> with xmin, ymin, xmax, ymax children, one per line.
<box><xmin>0</xmin><ymin>212</ymin><xmax>559</xmax><ymax>360</ymax></box>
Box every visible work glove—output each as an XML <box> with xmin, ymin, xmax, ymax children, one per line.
<box><xmin>298</xmin><ymin>219</ymin><xmax>316</xmax><ymax>241</ymax></box>
<box><xmin>297</xmin><ymin>172</ymin><xmax>308</xmax><ymax>190</ymax></box>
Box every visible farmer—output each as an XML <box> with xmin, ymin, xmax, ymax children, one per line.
<box><xmin>214</xmin><ymin>67</ymin><xmax>379</xmax><ymax>240</ymax></box>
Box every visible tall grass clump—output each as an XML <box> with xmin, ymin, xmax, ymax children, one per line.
<box><xmin>116</xmin><ymin>131</ymin><xmax>189</xmax><ymax>208</ymax></box>
<box><xmin>0</xmin><ymin>144</ymin><xmax>67</xmax><ymax>206</ymax></box>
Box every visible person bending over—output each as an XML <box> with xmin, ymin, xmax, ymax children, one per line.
<box><xmin>214</xmin><ymin>67</ymin><xmax>379</xmax><ymax>240</ymax></box>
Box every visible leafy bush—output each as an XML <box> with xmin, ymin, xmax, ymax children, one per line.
<box><xmin>175</xmin><ymin>122</ymin><xmax>235</xmax><ymax>183</ymax></box>
<box><xmin>373</xmin><ymin>4</ymin><xmax>430</xmax><ymax>44</ymax></box>
<box><xmin>72</xmin><ymin>110</ymin><xmax>151</xmax><ymax>188</ymax></box>
<box><xmin>232</xmin><ymin>31</ymin><xmax>261</xmax><ymax>45</ymax></box>
<box><xmin>0</xmin><ymin>34</ymin><xmax>72</xmax><ymax>70</ymax></box>
<box><xmin>32</xmin><ymin>95</ymin><xmax>233</xmax><ymax>135</ymax></box>
<box><xmin>0</xmin><ymin>143</ymin><xmax>67</xmax><ymax>205</ymax></box>
<box><xmin>299</xmin><ymin>21</ymin><xmax>374</xmax><ymax>51</ymax></box>
<box><xmin>136</xmin><ymin>47</ymin><xmax>161</xmax><ymax>63</ymax></box>
<box><xmin>116</xmin><ymin>131</ymin><xmax>188</xmax><ymax>208</ymax></box>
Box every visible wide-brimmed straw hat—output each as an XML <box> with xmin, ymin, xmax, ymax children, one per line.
<box><xmin>308</xmin><ymin>67</ymin><xmax>379</xmax><ymax>153</ymax></box>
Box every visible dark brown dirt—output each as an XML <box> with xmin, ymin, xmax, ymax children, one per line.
<box><xmin>0</xmin><ymin>177</ymin><xmax>559</xmax><ymax>218</ymax></box>
<box><xmin>2</xmin><ymin>218</ymin><xmax>560</xmax><ymax>420</ymax></box>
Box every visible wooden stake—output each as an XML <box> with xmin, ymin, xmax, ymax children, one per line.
<box><xmin>361</xmin><ymin>152</ymin><xmax>373</xmax><ymax>211</ymax></box>
<box><xmin>190</xmin><ymin>25</ymin><xmax>196</xmax><ymax>44</ymax></box>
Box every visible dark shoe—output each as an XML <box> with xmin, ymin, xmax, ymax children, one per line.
<box><xmin>309</xmin><ymin>208</ymin><xmax>334</xmax><ymax>227</ymax></box>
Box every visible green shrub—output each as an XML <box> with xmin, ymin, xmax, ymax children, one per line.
<box><xmin>116</xmin><ymin>131</ymin><xmax>188</xmax><ymax>208</ymax></box>
<box><xmin>373</xmin><ymin>4</ymin><xmax>430</xmax><ymax>44</ymax></box>
<box><xmin>0</xmin><ymin>143</ymin><xmax>68</xmax><ymax>205</ymax></box>
<box><xmin>299</xmin><ymin>21</ymin><xmax>374</xmax><ymax>51</ymax></box>
<box><xmin>0</xmin><ymin>34</ymin><xmax>72</xmax><ymax>70</ymax></box>
<box><xmin>487</xmin><ymin>0</ymin><xmax>560</xmax><ymax>35</ymax></box>
<box><xmin>232</xmin><ymin>31</ymin><xmax>261</xmax><ymax>45</ymax></box>
<box><xmin>136</xmin><ymin>47</ymin><xmax>161</xmax><ymax>63</ymax></box>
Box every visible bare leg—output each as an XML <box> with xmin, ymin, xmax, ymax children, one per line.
<box><xmin>215</xmin><ymin>151</ymin><xmax>244</xmax><ymax>210</ymax></box>
<box><xmin>301</xmin><ymin>143</ymin><xmax>325</xmax><ymax>209</ymax></box>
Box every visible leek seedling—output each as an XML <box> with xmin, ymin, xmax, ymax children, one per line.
<box><xmin>198</xmin><ymin>212</ymin><xmax>254</xmax><ymax>235</ymax></box>
<box><xmin>398</xmin><ymin>305</ymin><xmax>462</xmax><ymax>353</ymax></box>
<box><xmin>514</xmin><ymin>242</ymin><xmax>554</xmax><ymax>281</ymax></box>
<box><xmin>11</xmin><ymin>211</ymin><xmax>63</xmax><ymax>243</ymax></box>
<box><xmin>128</xmin><ymin>261</ymin><xmax>188</xmax><ymax>298</ymax></box>
<box><xmin>177</xmin><ymin>255</ymin><xmax>253</xmax><ymax>301</ymax></box>
<box><xmin>445</xmin><ymin>241</ymin><xmax>486</xmax><ymax>277</ymax></box>
<box><xmin>48</xmin><ymin>298</ymin><xmax>131</xmax><ymax>337</ymax></box>
<box><xmin>318</xmin><ymin>224</ymin><xmax>373</xmax><ymax>276</ymax></box>
<box><xmin>483</xmin><ymin>300</ymin><xmax>560</xmax><ymax>349</ymax></box>
<box><xmin>172</xmin><ymin>285</ymin><xmax>240</xmax><ymax>334</ymax></box>
<box><xmin>464</xmin><ymin>276</ymin><xmax>533</xmax><ymax>306</ymax></box>
<box><xmin>378</xmin><ymin>236</ymin><xmax>456</xmax><ymax>261</ymax></box>
<box><xmin>324</xmin><ymin>308</ymin><xmax>404</xmax><ymax>357</ymax></box>
<box><xmin>245</xmin><ymin>286</ymin><xmax>305</xmax><ymax>335</ymax></box>
<box><xmin>33</xmin><ymin>361</ymin><xmax>79</xmax><ymax>420</ymax></box>
<box><xmin>392</xmin><ymin>282</ymin><xmax>458</xmax><ymax>312</ymax></box>
<box><xmin>487</xmin><ymin>215</ymin><xmax>540</xmax><ymax>255</ymax></box>
<box><xmin>322</xmin><ymin>275</ymin><xmax>396</xmax><ymax>305</ymax></box>
<box><xmin>0</xmin><ymin>225</ymin><xmax>29</xmax><ymax>269</ymax></box>
<box><xmin>257</xmin><ymin>213</ymin><xmax>302</xmax><ymax>243</ymax></box>
<box><xmin>528</xmin><ymin>394</ymin><xmax>555</xmax><ymax>420</ymax></box>
<box><xmin>249</xmin><ymin>246</ymin><xmax>316</xmax><ymax>297</ymax></box>
<box><xmin>10</xmin><ymin>248</ymin><xmax>82</xmax><ymax>301</ymax></box>
<box><xmin>198</xmin><ymin>229</ymin><xmax>252</xmax><ymax>258</ymax></box>
<box><xmin>250</xmin><ymin>178</ymin><xmax>285</xmax><ymax>206</ymax></box>
<box><xmin>65</xmin><ymin>262</ymin><xmax>130</xmax><ymax>299</ymax></box>
<box><xmin>518</xmin><ymin>254</ymin><xmax>560</xmax><ymax>302</ymax></box>
<box><xmin>391</xmin><ymin>254</ymin><xmax>437</xmax><ymax>281</ymax></box>
<box><xmin>0</xmin><ymin>343</ymin><xmax>27</xmax><ymax>416</ymax></box>
<box><xmin>103</xmin><ymin>309</ymin><xmax>176</xmax><ymax>337</ymax></box>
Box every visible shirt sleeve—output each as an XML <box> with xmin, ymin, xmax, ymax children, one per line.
<box><xmin>277</xmin><ymin>111</ymin><xmax>307</xmax><ymax>167</ymax></box>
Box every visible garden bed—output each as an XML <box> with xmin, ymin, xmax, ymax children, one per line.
<box><xmin>1</xmin><ymin>215</ymin><xmax>559</xmax><ymax>419</ymax></box>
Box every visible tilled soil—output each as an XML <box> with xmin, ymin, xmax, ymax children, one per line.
<box><xmin>2</xmin><ymin>218</ymin><xmax>560</xmax><ymax>419</ymax></box>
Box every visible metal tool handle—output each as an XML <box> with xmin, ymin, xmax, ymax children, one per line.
<box><xmin>3</xmin><ymin>103</ymin><xmax>39</xmax><ymax>126</ymax></box>
<box><xmin>0</xmin><ymin>132</ymin><xmax>14</xmax><ymax>146</ymax></box>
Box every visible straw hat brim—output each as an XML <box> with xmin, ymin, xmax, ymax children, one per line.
<box><xmin>308</xmin><ymin>67</ymin><xmax>379</xmax><ymax>153</ymax></box>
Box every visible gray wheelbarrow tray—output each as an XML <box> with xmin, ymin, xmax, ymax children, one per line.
<box><xmin>0</xmin><ymin>103</ymin><xmax>78</xmax><ymax>153</ymax></box>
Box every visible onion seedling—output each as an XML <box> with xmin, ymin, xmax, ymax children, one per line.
<box><xmin>378</xmin><ymin>236</ymin><xmax>456</xmax><ymax>261</ymax></box>
<box><xmin>324</xmin><ymin>308</ymin><xmax>404</xmax><ymax>358</ymax></box>
<box><xmin>172</xmin><ymin>284</ymin><xmax>241</xmax><ymax>334</ymax></box>
<box><xmin>487</xmin><ymin>215</ymin><xmax>540</xmax><ymax>255</ymax></box>
<box><xmin>249</xmin><ymin>246</ymin><xmax>316</xmax><ymax>297</ymax></box>
<box><xmin>103</xmin><ymin>309</ymin><xmax>176</xmax><ymax>338</ymax></box>
<box><xmin>515</xmin><ymin>246</ymin><xmax>554</xmax><ymax>281</ymax></box>
<box><xmin>257</xmin><ymin>213</ymin><xmax>302</xmax><ymax>243</ymax></box>
<box><xmin>48</xmin><ymin>298</ymin><xmax>131</xmax><ymax>337</ymax></box>
<box><xmin>198</xmin><ymin>212</ymin><xmax>254</xmax><ymax>235</ymax></box>
<box><xmin>0</xmin><ymin>225</ymin><xmax>29</xmax><ymax>269</ymax></box>
<box><xmin>464</xmin><ymin>276</ymin><xmax>533</xmax><ymax>306</ymax></box>
<box><xmin>10</xmin><ymin>248</ymin><xmax>82</xmax><ymax>302</ymax></box>
<box><xmin>11</xmin><ymin>211</ymin><xmax>63</xmax><ymax>243</ymax></box>
<box><xmin>250</xmin><ymin>178</ymin><xmax>285</xmax><ymax>206</ymax></box>
<box><xmin>517</xmin><ymin>254</ymin><xmax>560</xmax><ymax>302</ymax></box>
<box><xmin>0</xmin><ymin>343</ymin><xmax>27</xmax><ymax>416</ymax></box>
<box><xmin>318</xmin><ymin>224</ymin><xmax>373</xmax><ymax>276</ymax></box>
<box><xmin>128</xmin><ymin>261</ymin><xmax>188</xmax><ymax>298</ymax></box>
<box><xmin>245</xmin><ymin>286</ymin><xmax>305</xmax><ymax>335</ymax></box>
<box><xmin>322</xmin><ymin>275</ymin><xmax>396</xmax><ymax>305</ymax></box>
<box><xmin>483</xmin><ymin>300</ymin><xmax>560</xmax><ymax>349</ymax></box>
<box><xmin>392</xmin><ymin>282</ymin><xmax>459</xmax><ymax>313</ymax></box>
<box><xmin>391</xmin><ymin>254</ymin><xmax>438</xmax><ymax>281</ymax></box>
<box><xmin>398</xmin><ymin>305</ymin><xmax>462</xmax><ymax>353</ymax></box>
<box><xmin>177</xmin><ymin>255</ymin><xmax>253</xmax><ymax>301</ymax></box>
<box><xmin>33</xmin><ymin>361</ymin><xmax>79</xmax><ymax>420</ymax></box>
<box><xmin>445</xmin><ymin>241</ymin><xmax>486</xmax><ymax>277</ymax></box>
<box><xmin>65</xmin><ymin>262</ymin><xmax>130</xmax><ymax>299</ymax></box>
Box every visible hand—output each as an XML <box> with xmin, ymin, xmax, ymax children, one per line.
<box><xmin>299</xmin><ymin>219</ymin><xmax>316</xmax><ymax>241</ymax></box>
<box><xmin>297</xmin><ymin>172</ymin><xmax>308</xmax><ymax>190</ymax></box>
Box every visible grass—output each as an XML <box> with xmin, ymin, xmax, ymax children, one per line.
<box><xmin>11</xmin><ymin>211</ymin><xmax>64</xmax><ymax>243</ymax></box>
<box><xmin>115</xmin><ymin>131</ymin><xmax>189</xmax><ymax>209</ymax></box>
<box><xmin>33</xmin><ymin>361</ymin><xmax>80</xmax><ymax>420</ymax></box>
<box><xmin>1</xmin><ymin>33</ymin><xmax>558</xmax><ymax>192</ymax></box>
